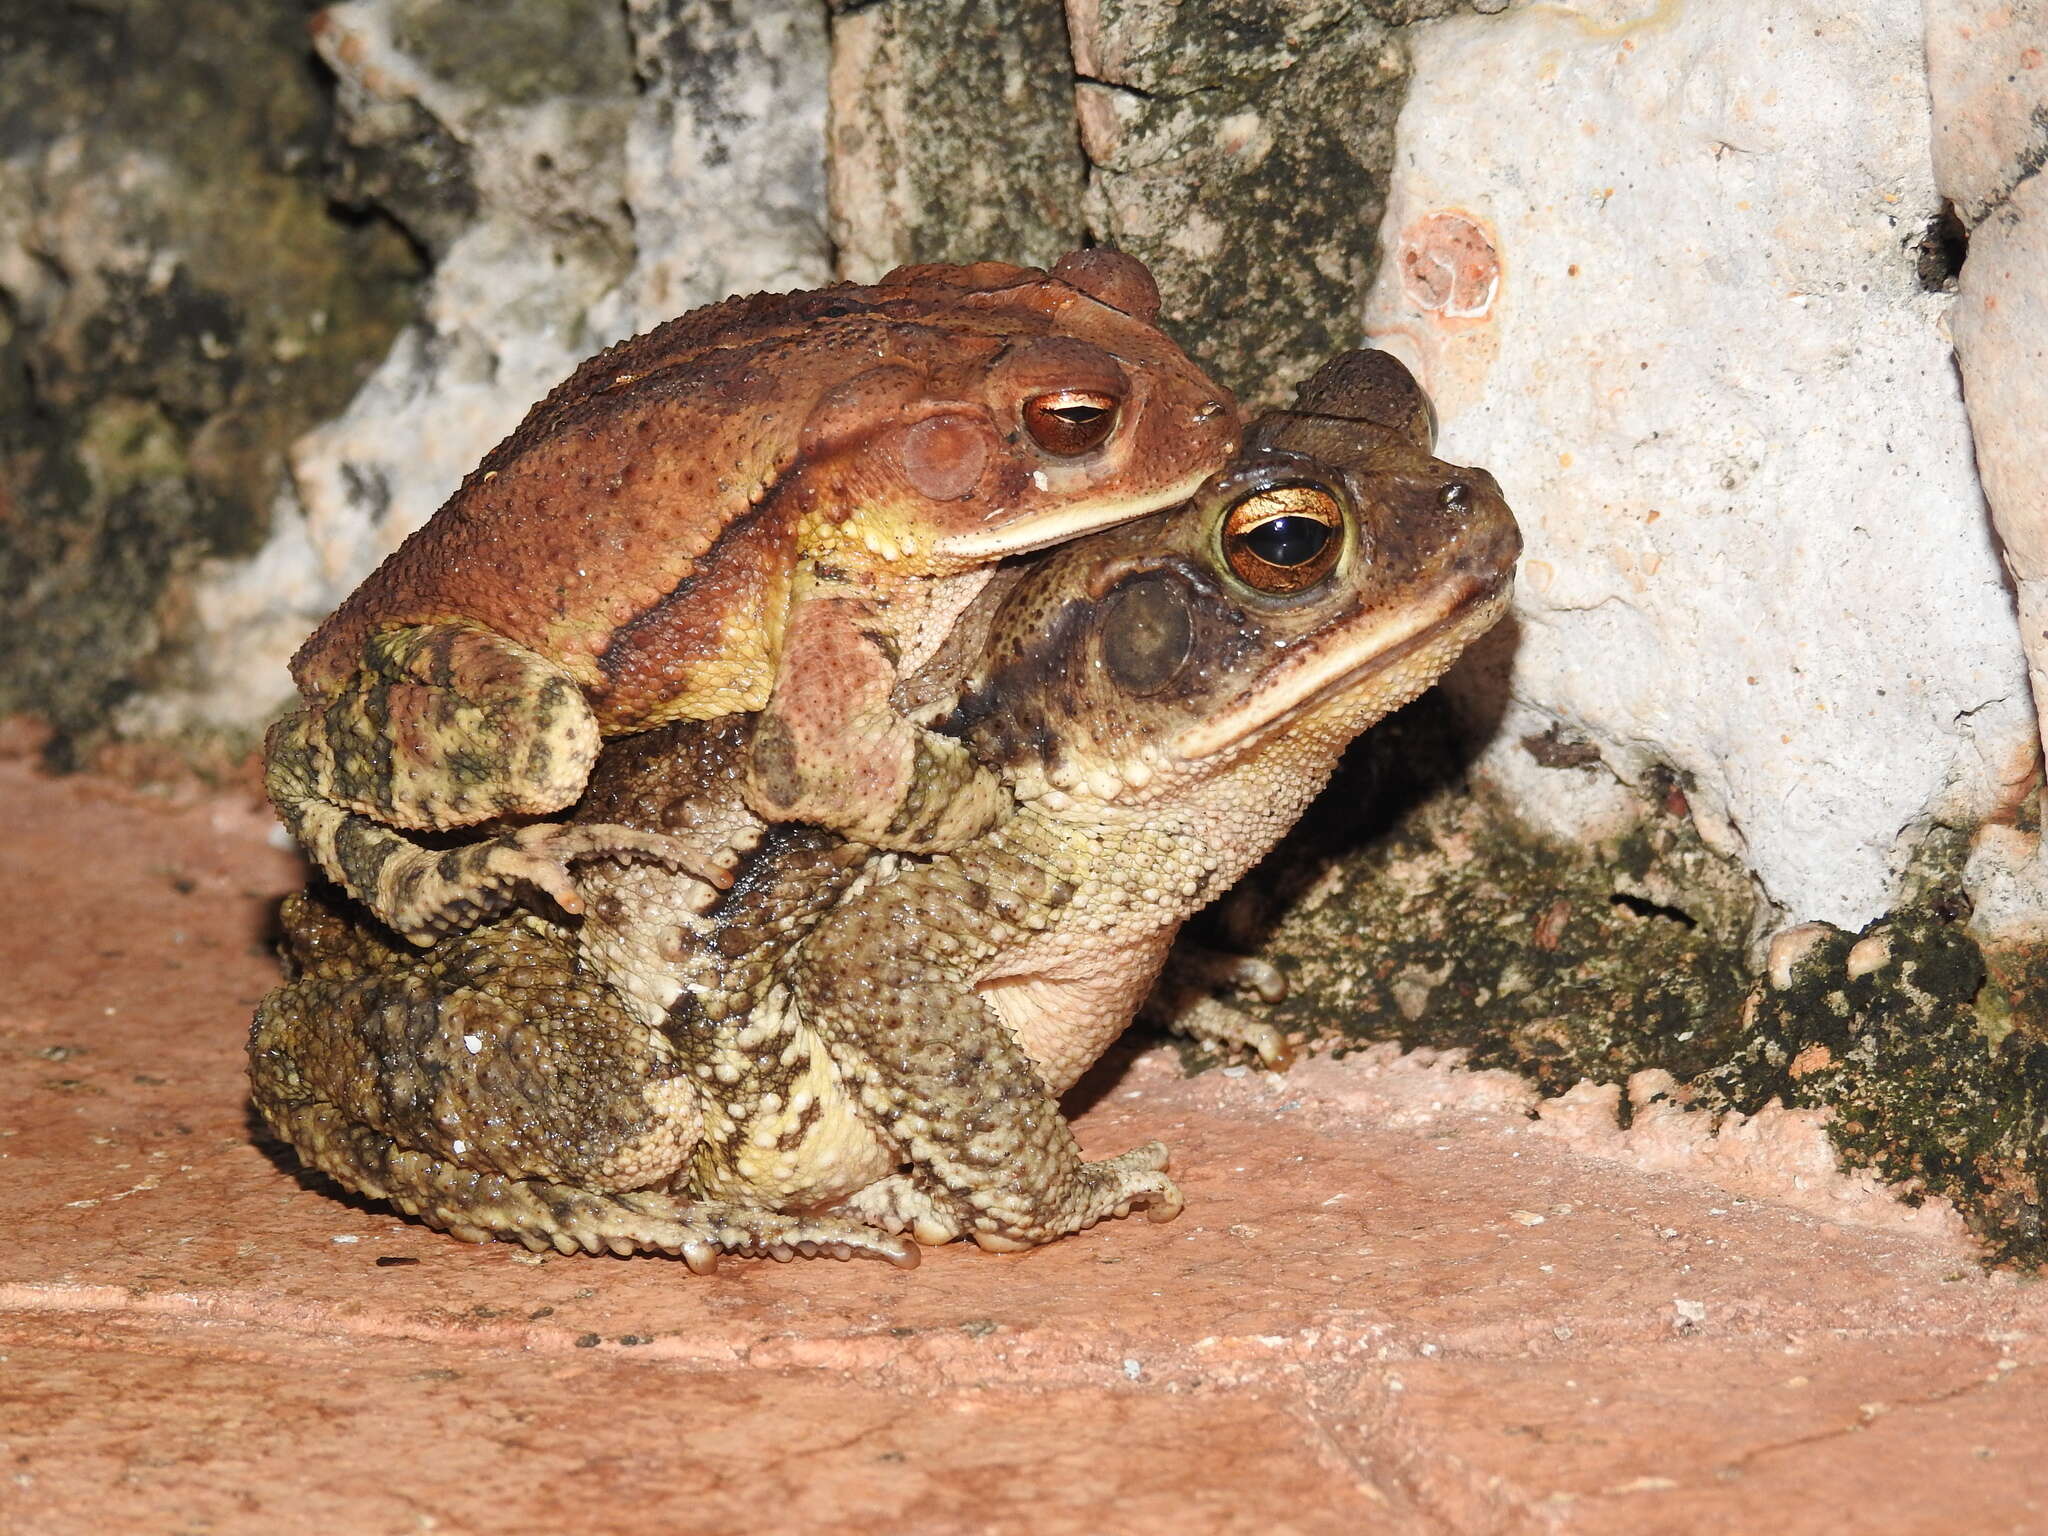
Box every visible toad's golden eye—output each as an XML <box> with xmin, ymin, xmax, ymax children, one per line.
<box><xmin>1023</xmin><ymin>389</ymin><xmax>1120</xmax><ymax>456</ymax></box>
<box><xmin>1221</xmin><ymin>484</ymin><xmax>1345</xmax><ymax>593</ymax></box>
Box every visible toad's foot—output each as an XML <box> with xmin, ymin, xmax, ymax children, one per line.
<box><xmin>1170</xmin><ymin>945</ymin><xmax>1288</xmax><ymax>1004</ymax></box>
<box><xmin>390</xmin><ymin>821</ymin><xmax>744</xmax><ymax>944</ymax></box>
<box><xmin>836</xmin><ymin>1174</ymin><xmax>968</xmax><ymax>1247</ymax></box>
<box><xmin>1146</xmin><ymin>944</ymin><xmax>1294</xmax><ymax>1071</ymax></box>
<box><xmin>693</xmin><ymin>1202</ymin><xmax>922</xmax><ymax>1269</ymax></box>
<box><xmin>1159</xmin><ymin>994</ymin><xmax>1295</xmax><ymax>1072</ymax></box>
<box><xmin>968</xmin><ymin>1141</ymin><xmax>1184</xmax><ymax>1254</ymax></box>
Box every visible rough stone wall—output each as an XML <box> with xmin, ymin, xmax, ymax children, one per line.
<box><xmin>1</xmin><ymin>0</ymin><xmax>830</xmax><ymax>753</ymax></box>
<box><xmin>0</xmin><ymin>1</ymin><xmax>418</xmax><ymax>759</ymax></box>
<box><xmin>1930</xmin><ymin>0</ymin><xmax>2048</xmax><ymax>944</ymax></box>
<box><xmin>828</xmin><ymin>0</ymin><xmax>1442</xmax><ymax>403</ymax></box>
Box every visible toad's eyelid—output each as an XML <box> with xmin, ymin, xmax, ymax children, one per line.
<box><xmin>1241</xmin><ymin>506</ymin><xmax>1337</xmax><ymax>525</ymax></box>
<box><xmin>1222</xmin><ymin>485</ymin><xmax>1344</xmax><ymax>538</ymax></box>
<box><xmin>1022</xmin><ymin>390</ymin><xmax>1121</xmax><ymax>455</ymax></box>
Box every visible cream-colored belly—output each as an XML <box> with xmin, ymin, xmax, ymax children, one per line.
<box><xmin>976</xmin><ymin>929</ymin><xmax>1176</xmax><ymax>1094</ymax></box>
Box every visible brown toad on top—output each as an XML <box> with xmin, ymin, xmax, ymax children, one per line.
<box><xmin>266</xmin><ymin>251</ymin><xmax>1237</xmax><ymax>943</ymax></box>
<box><xmin>250</xmin><ymin>351</ymin><xmax>1519</xmax><ymax>1267</ymax></box>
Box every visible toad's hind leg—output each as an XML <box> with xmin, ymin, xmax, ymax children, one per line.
<box><xmin>796</xmin><ymin>859</ymin><xmax>1185</xmax><ymax>1253</ymax></box>
<box><xmin>250</xmin><ymin>897</ymin><xmax>714</xmax><ymax>1253</ymax></box>
<box><xmin>268</xmin><ymin>622</ymin><xmax>738</xmax><ymax>941</ymax></box>
<box><xmin>249</xmin><ymin>895</ymin><xmax>915</xmax><ymax>1267</ymax></box>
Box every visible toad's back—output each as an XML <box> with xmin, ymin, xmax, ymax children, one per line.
<box><xmin>288</xmin><ymin>264</ymin><xmax>1071</xmax><ymax>713</ymax></box>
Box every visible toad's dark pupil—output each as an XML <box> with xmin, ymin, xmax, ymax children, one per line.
<box><xmin>1243</xmin><ymin>516</ymin><xmax>1332</xmax><ymax>567</ymax></box>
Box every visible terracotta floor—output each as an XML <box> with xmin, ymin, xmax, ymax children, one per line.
<box><xmin>2</xmin><ymin>755</ymin><xmax>2044</xmax><ymax>1535</ymax></box>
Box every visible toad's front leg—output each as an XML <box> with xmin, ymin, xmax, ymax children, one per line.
<box><xmin>267</xmin><ymin>621</ymin><xmax>739</xmax><ymax>942</ymax></box>
<box><xmin>743</xmin><ymin>585</ymin><xmax>1010</xmax><ymax>854</ymax></box>
<box><xmin>792</xmin><ymin>858</ymin><xmax>1184</xmax><ymax>1252</ymax></box>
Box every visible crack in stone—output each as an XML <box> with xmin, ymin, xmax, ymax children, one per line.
<box><xmin>1073</xmin><ymin>71</ymin><xmax>1160</xmax><ymax>103</ymax></box>
<box><xmin>1717</xmin><ymin>1356</ymin><xmax>2030</xmax><ymax>1475</ymax></box>
<box><xmin>1964</xmin><ymin>105</ymin><xmax>2048</xmax><ymax>226</ymax></box>
<box><xmin>1953</xmin><ymin>692</ymin><xmax>2015</xmax><ymax>725</ymax></box>
<box><xmin>1071</xmin><ymin>72</ymin><xmax>1228</xmax><ymax>108</ymax></box>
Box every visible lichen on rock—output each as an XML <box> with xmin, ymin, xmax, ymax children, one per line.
<box><xmin>828</xmin><ymin>0</ymin><xmax>1086</xmax><ymax>276</ymax></box>
<box><xmin>1205</xmin><ymin>695</ymin><xmax>1757</xmax><ymax>1097</ymax></box>
<box><xmin>1070</xmin><ymin>1</ymin><xmax>1414</xmax><ymax>404</ymax></box>
<box><xmin>1202</xmin><ymin>699</ymin><xmax>2048</xmax><ymax>1266</ymax></box>
<box><xmin>1705</xmin><ymin>881</ymin><xmax>2048</xmax><ymax>1267</ymax></box>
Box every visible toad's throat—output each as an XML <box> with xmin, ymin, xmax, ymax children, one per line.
<box><xmin>1171</xmin><ymin>570</ymin><xmax>1514</xmax><ymax>761</ymax></box>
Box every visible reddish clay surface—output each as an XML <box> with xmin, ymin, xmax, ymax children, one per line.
<box><xmin>2</xmin><ymin>755</ymin><xmax>2044</xmax><ymax>1534</ymax></box>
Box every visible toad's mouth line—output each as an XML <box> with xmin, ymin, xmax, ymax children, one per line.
<box><xmin>1171</xmin><ymin>569</ymin><xmax>1514</xmax><ymax>761</ymax></box>
<box><xmin>934</xmin><ymin>462</ymin><xmax>1223</xmax><ymax>562</ymax></box>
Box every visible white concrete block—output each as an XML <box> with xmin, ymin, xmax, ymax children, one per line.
<box><xmin>1365</xmin><ymin>0</ymin><xmax>2034</xmax><ymax>928</ymax></box>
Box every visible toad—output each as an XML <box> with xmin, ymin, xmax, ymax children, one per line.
<box><xmin>265</xmin><ymin>251</ymin><xmax>1237</xmax><ymax>943</ymax></box>
<box><xmin>250</xmin><ymin>351</ymin><xmax>1519</xmax><ymax>1266</ymax></box>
